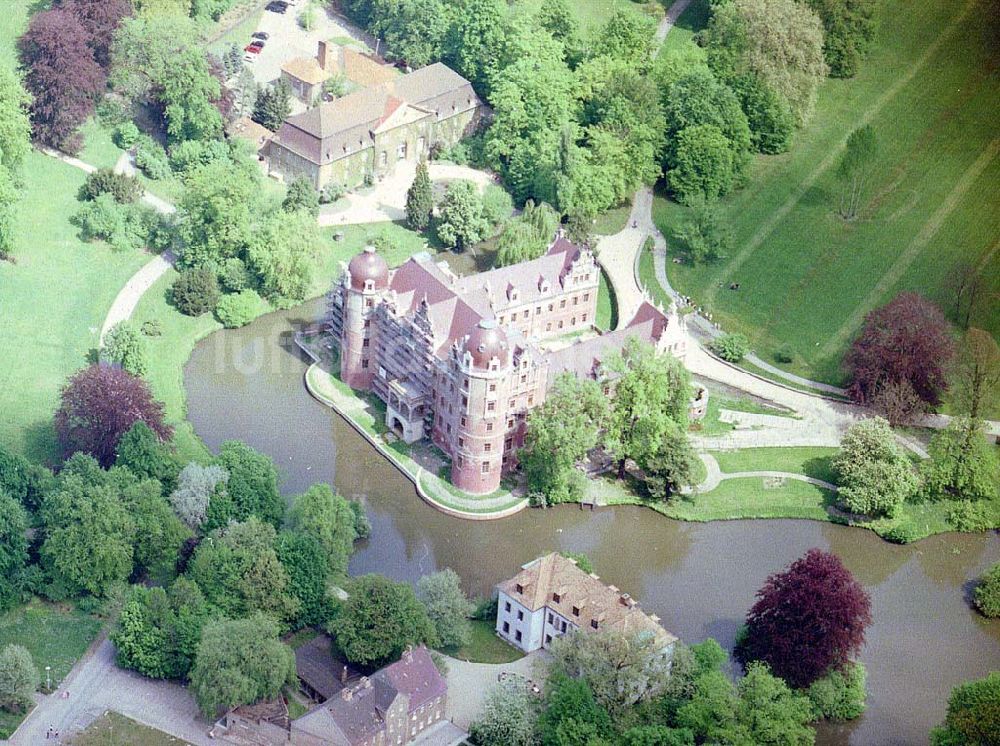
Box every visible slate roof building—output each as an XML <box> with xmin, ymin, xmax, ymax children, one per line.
<box><xmin>496</xmin><ymin>553</ymin><xmax>679</xmax><ymax>655</ymax></box>
<box><xmin>268</xmin><ymin>61</ymin><xmax>484</xmax><ymax>190</ymax></box>
<box><xmin>328</xmin><ymin>234</ymin><xmax>687</xmax><ymax>494</ymax></box>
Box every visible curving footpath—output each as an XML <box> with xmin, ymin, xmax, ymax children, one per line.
<box><xmin>683</xmin><ymin>453</ymin><xmax>838</xmax><ymax>495</ymax></box>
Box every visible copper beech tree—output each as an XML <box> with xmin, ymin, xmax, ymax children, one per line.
<box><xmin>739</xmin><ymin>549</ymin><xmax>872</xmax><ymax>688</ymax></box>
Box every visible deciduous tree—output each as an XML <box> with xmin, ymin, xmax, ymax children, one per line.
<box><xmin>0</xmin><ymin>644</ymin><xmax>38</xmax><ymax>713</ymax></box>
<box><xmin>537</xmin><ymin>674</ymin><xmax>613</xmax><ymax>746</ymax></box>
<box><xmin>931</xmin><ymin>672</ymin><xmax>1000</xmax><ymax>746</ymax></box>
<box><xmin>973</xmin><ymin>562</ymin><xmax>1000</xmax><ymax>618</ymax></box>
<box><xmin>189</xmin><ymin>614</ymin><xmax>296</xmax><ymax>717</ymax></box>
<box><xmin>276</xmin><ymin>530</ymin><xmax>335</xmax><ymax>628</ymax></box>
<box><xmin>54</xmin><ymin>365</ymin><xmax>171</xmax><ymax>468</ymax></box>
<box><xmin>834</xmin><ymin>417</ymin><xmax>917</xmax><ymax>517</ymax></box>
<box><xmin>0</xmin><ymin>492</ymin><xmax>28</xmax><ymax>611</ymax></box>
<box><xmin>246</xmin><ymin>210</ymin><xmax>322</xmax><ymax>304</ymax></box>
<box><xmin>922</xmin><ymin>418</ymin><xmax>999</xmax><ymax>502</ymax></box>
<box><xmin>169</xmin><ymin>462</ymin><xmax>228</xmax><ymax>529</ymax></box>
<box><xmin>61</xmin><ymin>0</ymin><xmax>134</xmax><ymax>67</ymax></box>
<box><xmin>669</xmin><ymin>125</ymin><xmax>737</xmax><ymax>203</ymax></box>
<box><xmin>416</xmin><ymin>569</ymin><xmax>474</xmax><ymax>649</ymax></box>
<box><xmin>836</xmin><ymin>125</ymin><xmax>878</xmax><ymax>220</ymax></box>
<box><xmin>495</xmin><ymin>200</ymin><xmax>560</xmax><ymax>267</ymax></box>
<box><xmin>286</xmin><ymin>483</ymin><xmax>358</xmax><ymax>576</ymax></box>
<box><xmin>732</xmin><ymin>662</ymin><xmax>815</xmax><ymax>744</ymax></box>
<box><xmin>469</xmin><ymin>678</ymin><xmax>537</xmax><ymax>746</ymax></box>
<box><xmin>845</xmin><ymin>292</ymin><xmax>955</xmax><ymax>408</ymax></box>
<box><xmin>102</xmin><ymin>321</ymin><xmax>149</xmax><ymax>377</ymax></box>
<box><xmin>329</xmin><ymin>574</ymin><xmax>437</xmax><ymax>667</ymax></box>
<box><xmin>436</xmin><ymin>180</ymin><xmax>490</xmax><ymax>251</ymax></box>
<box><xmin>0</xmin><ymin>68</ymin><xmax>31</xmax><ymax>260</ymax></box>
<box><xmin>740</xmin><ymin>548</ymin><xmax>872</xmax><ymax>688</ymax></box>
<box><xmin>801</xmin><ymin>0</ymin><xmax>877</xmax><ymax>78</ymax></box>
<box><xmin>673</xmin><ymin>196</ymin><xmax>732</xmax><ymax>264</ymax></box>
<box><xmin>115</xmin><ymin>421</ymin><xmax>180</xmax><ymax>491</ymax></box>
<box><xmin>951</xmin><ymin>328</ymin><xmax>1000</xmax><ymax>422</ymax></box>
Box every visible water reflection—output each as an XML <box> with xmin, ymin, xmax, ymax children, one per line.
<box><xmin>184</xmin><ymin>299</ymin><xmax>1000</xmax><ymax>746</ymax></box>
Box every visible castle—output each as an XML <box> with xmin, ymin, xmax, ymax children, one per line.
<box><xmin>328</xmin><ymin>235</ymin><xmax>686</xmax><ymax>494</ymax></box>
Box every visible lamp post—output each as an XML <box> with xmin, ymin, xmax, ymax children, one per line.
<box><xmin>45</xmin><ymin>666</ymin><xmax>51</xmax><ymax>692</ymax></box>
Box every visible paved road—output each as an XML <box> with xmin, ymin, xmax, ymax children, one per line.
<box><xmin>8</xmin><ymin>637</ymin><xmax>213</xmax><ymax>745</ymax></box>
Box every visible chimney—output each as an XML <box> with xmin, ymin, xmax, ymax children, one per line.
<box><xmin>317</xmin><ymin>40</ymin><xmax>330</xmax><ymax>71</ymax></box>
<box><xmin>360</xmin><ymin>676</ymin><xmax>371</xmax><ymax>689</ymax></box>
<box><xmin>341</xmin><ymin>687</ymin><xmax>353</xmax><ymax>702</ymax></box>
<box><xmin>341</xmin><ymin>665</ymin><xmax>348</xmax><ymax>683</ymax></box>
<box><xmin>403</xmin><ymin>645</ymin><xmax>414</xmax><ymax>663</ymax></box>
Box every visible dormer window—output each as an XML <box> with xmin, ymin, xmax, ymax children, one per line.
<box><xmin>552</xmin><ymin>592</ymin><xmax>561</xmax><ymax>603</ymax></box>
<box><xmin>591</xmin><ymin>619</ymin><xmax>599</xmax><ymax>630</ymax></box>
<box><xmin>515</xmin><ymin>583</ymin><xmax>524</xmax><ymax>594</ymax></box>
<box><xmin>572</xmin><ymin>606</ymin><xmax>580</xmax><ymax>617</ymax></box>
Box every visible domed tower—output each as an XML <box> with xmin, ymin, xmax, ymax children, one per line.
<box><xmin>451</xmin><ymin>320</ymin><xmax>511</xmax><ymax>495</ymax></box>
<box><xmin>341</xmin><ymin>246</ymin><xmax>389</xmax><ymax>389</ymax></box>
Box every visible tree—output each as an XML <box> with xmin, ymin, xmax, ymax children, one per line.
<box><xmin>740</xmin><ymin>548</ymin><xmax>872</xmax><ymax>688</ymax></box>
<box><xmin>845</xmin><ymin>292</ymin><xmax>955</xmax><ymax>408</ymax></box>
<box><xmin>61</xmin><ymin>0</ymin><xmax>134</xmax><ymax>67</ymax></box>
<box><xmin>286</xmin><ymin>483</ymin><xmax>359</xmax><ymax>576</ymax></box>
<box><xmin>444</xmin><ymin>0</ymin><xmax>508</xmax><ymax>96</ymax></box>
<box><xmin>669</xmin><ymin>125</ymin><xmax>737</xmax><ymax>203</ymax></box>
<box><xmin>374</xmin><ymin>0</ymin><xmax>453</xmax><ymax>68</ymax></box>
<box><xmin>801</xmin><ymin>0</ymin><xmax>877</xmax><ymax>78</ymax></box>
<box><xmin>730</xmin><ymin>73</ymin><xmax>795</xmax><ymax>154</ymax></box>
<box><xmin>596</xmin><ymin>9</ymin><xmax>655</xmax><ymax>67</ymax></box>
<box><xmin>673</xmin><ymin>196</ymin><xmax>732</xmax><ymax>263</ymax></box>
<box><xmin>469</xmin><ymin>678</ymin><xmax>537</xmax><ymax>746</ymax></box>
<box><xmin>704</xmin><ymin>0</ymin><xmax>828</xmax><ymax>125</ymax></box>
<box><xmin>537</xmin><ymin>674</ymin><xmax>613</xmax><ymax>746</ymax></box>
<box><xmin>0</xmin><ymin>644</ymin><xmax>38</xmax><ymax>713</ymax></box>
<box><xmin>605</xmin><ymin>339</ymin><xmax>690</xmax><ymax>480</ymax></box>
<box><xmin>732</xmin><ymin>662</ymin><xmax>815</xmax><ymax>745</ymax></box>
<box><xmin>0</xmin><ymin>445</ymin><xmax>49</xmax><ymax>513</ymax></box>
<box><xmin>805</xmin><ymin>661</ymin><xmax>867</xmax><ymax>721</ymax></box>
<box><xmin>521</xmin><ymin>375</ymin><xmax>606</xmax><ymax>504</ymax></box>
<box><xmin>169</xmin><ymin>462</ymin><xmax>228</xmax><ymax>529</ymax></box>
<box><xmin>922</xmin><ymin>418</ymin><xmax>1000</xmax><ymax>502</ymax></box>
<box><xmin>436</xmin><ymin>180</ymin><xmax>490</xmax><ymax>251</ymax></box>
<box><xmin>282</xmin><ymin>175</ymin><xmax>320</xmax><ymax>218</ymax></box>
<box><xmin>39</xmin><ymin>464</ymin><xmax>135</xmax><ymax>597</ymax></box>
<box><xmin>495</xmin><ymin>200</ymin><xmax>560</xmax><ymax>266</ymax></box>
<box><xmin>834</xmin><ymin>417</ymin><xmax>918</xmax><ymax>518</ymax></box>
<box><xmin>951</xmin><ymin>328</ymin><xmax>1000</xmax><ymax>422</ymax></box>
<box><xmin>210</xmin><ymin>440</ymin><xmax>284</xmax><ymax>527</ymax></box>
<box><xmin>116</xmin><ymin>421</ymin><xmax>180</xmax><ymax>490</ymax></box>
<box><xmin>246</xmin><ymin>211</ymin><xmax>322</xmax><ymax>303</ymax></box>
<box><xmin>187</xmin><ymin>518</ymin><xmax>300</xmax><ymax>624</ymax></box>
<box><xmin>973</xmin><ymin>562</ymin><xmax>1000</xmax><ymax>618</ymax></box>
<box><xmin>641</xmin><ymin>419</ymin><xmax>698</xmax><ymax>500</ymax></box>
<box><xmin>215</xmin><ymin>289</ymin><xmax>261</xmax><ymax>328</ymax></box>
<box><xmin>708</xmin><ymin>333</ymin><xmax>750</xmax><ymax>362</ymax></box>
<box><xmin>54</xmin><ymin>364</ymin><xmax>171</xmax><ymax>468</ymax></box>
<box><xmin>329</xmin><ymin>574</ymin><xmax>437</xmax><ymax>667</ymax></box>
<box><xmin>416</xmin><ymin>569</ymin><xmax>474</xmax><ymax>649</ymax></box>
<box><xmin>111</xmin><ymin>14</ymin><xmax>223</xmax><ymax>143</ymax></box>
<box><xmin>189</xmin><ymin>614</ymin><xmax>296</xmax><ymax>718</ymax></box>
<box><xmin>80</xmin><ymin>169</ymin><xmax>143</xmax><ymax>204</ymax></box>
<box><xmin>276</xmin><ymin>530</ymin><xmax>335</xmax><ymax>628</ymax></box>
<box><xmin>0</xmin><ymin>492</ymin><xmax>28</xmax><ymax>611</ymax></box>
<box><xmin>548</xmin><ymin>630</ymin><xmax>672</xmax><ymax>718</ymax></box>
<box><xmin>0</xmin><ymin>68</ymin><xmax>32</xmax><ymax>260</ymax></box>
<box><xmin>112</xmin><ymin>577</ymin><xmax>212</xmax><ymax>679</ymax></box>
<box><xmin>102</xmin><ymin>321</ymin><xmax>149</xmax><ymax>377</ymax></box>
<box><xmin>124</xmin><ymin>478</ymin><xmax>188</xmax><ymax>577</ymax></box>
<box><xmin>836</xmin><ymin>125</ymin><xmax>878</xmax><ymax>220</ymax></box>
<box><xmin>18</xmin><ymin>8</ymin><xmax>106</xmax><ymax>152</ymax></box>
<box><xmin>171</xmin><ymin>267</ymin><xmax>220</xmax><ymax>316</ymax></box>
<box><xmin>870</xmin><ymin>378</ymin><xmax>923</xmax><ymax>427</ymax></box>
<box><xmin>251</xmin><ymin>80</ymin><xmax>292</xmax><ymax>131</ymax></box>
<box><xmin>405</xmin><ymin>159</ymin><xmax>434</xmax><ymax>230</ymax></box>
<box><xmin>930</xmin><ymin>672</ymin><xmax>1000</xmax><ymax>746</ymax></box>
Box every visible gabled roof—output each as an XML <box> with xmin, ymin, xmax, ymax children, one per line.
<box><xmin>377</xmin><ymin>646</ymin><xmax>447</xmax><ymax>712</ymax></box>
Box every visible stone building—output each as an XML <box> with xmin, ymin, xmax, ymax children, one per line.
<box><xmin>327</xmin><ymin>234</ymin><xmax>686</xmax><ymax>495</ymax></box>
<box><xmin>280</xmin><ymin>41</ymin><xmax>397</xmax><ymax>105</ymax></box>
<box><xmin>267</xmin><ymin>62</ymin><xmax>483</xmax><ymax>190</ymax></box>
<box><xmin>290</xmin><ymin>646</ymin><xmax>447</xmax><ymax>746</ymax></box>
<box><xmin>496</xmin><ymin>553</ymin><xmax>678</xmax><ymax>655</ymax></box>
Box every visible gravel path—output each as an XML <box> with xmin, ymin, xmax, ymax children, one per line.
<box><xmin>683</xmin><ymin>453</ymin><xmax>838</xmax><ymax>494</ymax></box>
<box><xmin>442</xmin><ymin>652</ymin><xmax>544</xmax><ymax>730</ymax></box>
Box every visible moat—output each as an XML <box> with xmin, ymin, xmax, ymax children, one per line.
<box><xmin>184</xmin><ymin>298</ymin><xmax>1000</xmax><ymax>745</ymax></box>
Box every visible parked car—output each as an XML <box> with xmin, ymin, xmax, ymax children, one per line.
<box><xmin>244</xmin><ymin>43</ymin><xmax>263</xmax><ymax>54</ymax></box>
<box><xmin>265</xmin><ymin>1</ymin><xmax>288</xmax><ymax>12</ymax></box>
<box><xmin>252</xmin><ymin>31</ymin><xmax>269</xmax><ymax>41</ymax></box>
<box><xmin>249</xmin><ymin>39</ymin><xmax>265</xmax><ymax>49</ymax></box>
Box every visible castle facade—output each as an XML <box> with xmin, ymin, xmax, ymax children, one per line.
<box><xmin>328</xmin><ymin>235</ymin><xmax>685</xmax><ymax>494</ymax></box>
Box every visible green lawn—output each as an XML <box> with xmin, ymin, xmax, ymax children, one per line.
<box><xmin>591</xmin><ymin>201</ymin><xmax>632</xmax><ymax>236</ymax></box>
<box><xmin>669</xmin><ymin>477</ymin><xmax>838</xmax><ymax>521</ymax></box>
<box><xmin>0</xmin><ymin>153</ymin><xmax>151</xmax><ymax>462</ymax></box>
<box><xmin>712</xmin><ymin>447</ymin><xmax>839</xmax><ymax>484</ymax></box>
<box><xmin>656</xmin><ymin>0</ymin><xmax>1000</xmax><ymax>385</ymax></box>
<box><xmin>1</xmin><ymin>0</ymin><xmax>29</xmax><ymax>64</ymax></box>
<box><xmin>442</xmin><ymin>619</ymin><xmax>524</xmax><ymax>664</ymax></box>
<box><xmin>0</xmin><ymin>602</ymin><xmax>103</xmax><ymax>738</ymax></box>
<box><xmin>595</xmin><ymin>269</ymin><xmax>617</xmax><ymax>331</ymax></box>
<box><xmin>67</xmin><ymin>712</ymin><xmax>180</xmax><ymax>746</ymax></box>
<box><xmin>658</xmin><ymin>0</ymin><xmax>710</xmax><ymax>58</ymax></box>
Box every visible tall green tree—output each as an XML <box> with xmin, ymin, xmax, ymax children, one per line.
<box><xmin>444</xmin><ymin>0</ymin><xmax>508</xmax><ymax>95</ymax></box>
<box><xmin>596</xmin><ymin>9</ymin><xmax>655</xmax><ymax>68</ymax></box>
<box><xmin>732</xmin><ymin>662</ymin><xmax>815</xmax><ymax>745</ymax></box>
<box><xmin>416</xmin><ymin>568</ymin><xmax>474</xmax><ymax>649</ymax></box>
<box><xmin>836</xmin><ymin>125</ymin><xmax>878</xmax><ymax>220</ymax></box>
<box><xmin>469</xmin><ymin>678</ymin><xmax>537</xmax><ymax>746</ymax></box>
<box><xmin>0</xmin><ymin>492</ymin><xmax>28</xmax><ymax>611</ymax></box>
<box><xmin>0</xmin><ymin>644</ymin><xmax>38</xmax><ymax>713</ymax></box>
<box><xmin>537</xmin><ymin>674</ymin><xmax>613</xmax><ymax>746</ymax></box>
<box><xmin>276</xmin><ymin>530</ymin><xmax>335</xmax><ymax>628</ymax></box>
<box><xmin>286</xmin><ymin>483</ymin><xmax>358</xmax><ymax>577</ymax></box>
<box><xmin>405</xmin><ymin>160</ymin><xmax>434</xmax><ymax>230</ymax></box>
<box><xmin>802</xmin><ymin>0</ymin><xmax>878</xmax><ymax>78</ymax></box>
<box><xmin>102</xmin><ymin>320</ymin><xmax>149</xmax><ymax>377</ymax></box>
<box><xmin>115</xmin><ymin>421</ymin><xmax>181</xmax><ymax>492</ymax></box>
<box><xmin>282</xmin><ymin>175</ymin><xmax>320</xmax><ymax>218</ymax></box>
<box><xmin>673</xmin><ymin>196</ymin><xmax>733</xmax><ymax>263</ymax></box>
<box><xmin>246</xmin><ymin>210</ymin><xmax>322</xmax><ymax>304</ymax></box>
<box><xmin>436</xmin><ymin>180</ymin><xmax>489</xmax><ymax>251</ymax></box>
<box><xmin>189</xmin><ymin>614</ymin><xmax>296</xmax><ymax>717</ymax></box>
<box><xmin>931</xmin><ymin>672</ymin><xmax>1000</xmax><ymax>746</ymax></box>
<box><xmin>922</xmin><ymin>418</ymin><xmax>1000</xmax><ymax>502</ymax></box>
<box><xmin>329</xmin><ymin>574</ymin><xmax>437</xmax><ymax>667</ymax></box>
<box><xmin>0</xmin><ymin>68</ymin><xmax>31</xmax><ymax>260</ymax></box>
<box><xmin>834</xmin><ymin>417</ymin><xmax>918</xmax><ymax>517</ymax></box>
<box><xmin>494</xmin><ymin>200</ymin><xmax>560</xmax><ymax>266</ymax></box>
<box><xmin>951</xmin><ymin>328</ymin><xmax>1000</xmax><ymax>422</ymax></box>
<box><xmin>207</xmin><ymin>440</ymin><xmax>283</xmax><ymax>528</ymax></box>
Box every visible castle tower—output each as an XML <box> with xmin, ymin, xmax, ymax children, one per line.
<box><xmin>341</xmin><ymin>246</ymin><xmax>388</xmax><ymax>389</ymax></box>
<box><xmin>451</xmin><ymin>320</ymin><xmax>511</xmax><ymax>495</ymax></box>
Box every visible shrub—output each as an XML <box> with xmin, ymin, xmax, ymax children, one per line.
<box><xmin>806</xmin><ymin>662</ymin><xmax>867</xmax><ymax>721</ymax></box>
<box><xmin>973</xmin><ymin>563</ymin><xmax>1000</xmax><ymax>618</ymax></box>
<box><xmin>135</xmin><ymin>135</ymin><xmax>171</xmax><ymax>180</ymax></box>
<box><xmin>319</xmin><ymin>182</ymin><xmax>345</xmax><ymax>204</ymax></box>
<box><xmin>481</xmin><ymin>184</ymin><xmax>514</xmax><ymax>227</ymax></box>
<box><xmin>172</xmin><ymin>267</ymin><xmax>220</xmax><ymax>316</ymax></box>
<box><xmin>282</xmin><ymin>176</ymin><xmax>320</xmax><ymax>217</ymax></box>
<box><xmin>113</xmin><ymin>121</ymin><xmax>140</xmax><ymax>149</ymax></box>
<box><xmin>931</xmin><ymin>672</ymin><xmax>1000</xmax><ymax>745</ymax></box>
<box><xmin>73</xmin><ymin>195</ymin><xmax>157</xmax><ymax>252</ymax></box>
<box><xmin>215</xmin><ymin>289</ymin><xmax>261</xmax><ymax>328</ymax></box>
<box><xmin>168</xmin><ymin>138</ymin><xmax>229</xmax><ymax>174</ymax></box>
<box><xmin>947</xmin><ymin>500</ymin><xmax>1000</xmax><ymax>533</ymax></box>
<box><xmin>102</xmin><ymin>321</ymin><xmax>149</xmax><ymax>377</ymax></box>
<box><xmin>80</xmin><ymin>169</ymin><xmax>142</xmax><ymax>204</ymax></box>
<box><xmin>709</xmin><ymin>332</ymin><xmax>751</xmax><ymax>362</ymax></box>
<box><xmin>141</xmin><ymin>319</ymin><xmax>162</xmax><ymax>337</ymax></box>
<box><xmin>774</xmin><ymin>345</ymin><xmax>794</xmax><ymax>363</ymax></box>
<box><xmin>0</xmin><ymin>644</ymin><xmax>38</xmax><ymax>713</ymax></box>
<box><xmin>834</xmin><ymin>417</ymin><xmax>918</xmax><ymax>518</ymax></box>
<box><xmin>96</xmin><ymin>98</ymin><xmax>130</xmax><ymax>128</ymax></box>
<box><xmin>218</xmin><ymin>257</ymin><xmax>253</xmax><ymax>292</ymax></box>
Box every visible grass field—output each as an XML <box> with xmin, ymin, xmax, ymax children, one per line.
<box><xmin>0</xmin><ymin>153</ymin><xmax>151</xmax><ymax>462</ymax></box>
<box><xmin>131</xmin><ymin>222</ymin><xmax>430</xmax><ymax>460</ymax></box>
<box><xmin>596</xmin><ymin>270</ymin><xmax>617</xmax><ymax>331</ymax></box>
<box><xmin>712</xmin><ymin>446</ymin><xmax>839</xmax><ymax>484</ymax></box>
<box><xmin>67</xmin><ymin>712</ymin><xmax>180</xmax><ymax>746</ymax></box>
<box><xmin>658</xmin><ymin>0</ymin><xmax>710</xmax><ymax>58</ymax></box>
<box><xmin>442</xmin><ymin>619</ymin><xmax>524</xmax><ymax>664</ymax></box>
<box><xmin>656</xmin><ymin>0</ymin><xmax>1000</xmax><ymax>385</ymax></box>
<box><xmin>0</xmin><ymin>602</ymin><xmax>103</xmax><ymax>738</ymax></box>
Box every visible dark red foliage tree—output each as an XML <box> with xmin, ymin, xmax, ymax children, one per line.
<box><xmin>739</xmin><ymin>548</ymin><xmax>872</xmax><ymax>688</ymax></box>
<box><xmin>55</xmin><ymin>364</ymin><xmax>172</xmax><ymax>468</ymax></box>
<box><xmin>59</xmin><ymin>0</ymin><xmax>133</xmax><ymax>67</ymax></box>
<box><xmin>18</xmin><ymin>9</ymin><xmax>106</xmax><ymax>152</ymax></box>
<box><xmin>845</xmin><ymin>292</ymin><xmax>955</xmax><ymax>408</ymax></box>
